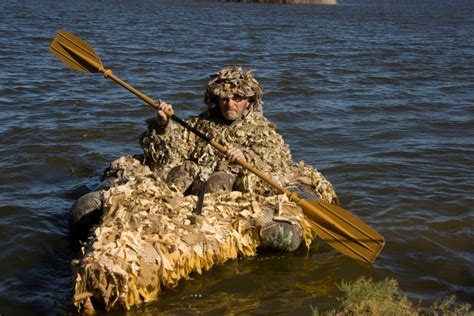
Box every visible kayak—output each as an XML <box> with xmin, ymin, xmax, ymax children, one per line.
<box><xmin>72</xmin><ymin>156</ymin><xmax>314</xmax><ymax>313</ymax></box>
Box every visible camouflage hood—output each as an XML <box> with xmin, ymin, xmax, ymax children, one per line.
<box><xmin>204</xmin><ymin>66</ymin><xmax>264</xmax><ymax>113</ymax></box>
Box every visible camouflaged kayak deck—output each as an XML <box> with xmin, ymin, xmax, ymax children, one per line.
<box><xmin>72</xmin><ymin>156</ymin><xmax>314</xmax><ymax>313</ymax></box>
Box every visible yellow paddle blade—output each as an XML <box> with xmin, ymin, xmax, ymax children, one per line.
<box><xmin>301</xmin><ymin>200</ymin><xmax>385</xmax><ymax>264</ymax></box>
<box><xmin>49</xmin><ymin>30</ymin><xmax>102</xmax><ymax>73</ymax></box>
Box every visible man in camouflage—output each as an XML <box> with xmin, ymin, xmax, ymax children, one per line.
<box><xmin>139</xmin><ymin>66</ymin><xmax>338</xmax><ymax>251</ymax></box>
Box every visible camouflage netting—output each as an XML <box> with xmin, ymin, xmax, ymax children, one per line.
<box><xmin>73</xmin><ymin>156</ymin><xmax>315</xmax><ymax>313</ymax></box>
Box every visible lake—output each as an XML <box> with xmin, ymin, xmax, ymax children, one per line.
<box><xmin>0</xmin><ymin>0</ymin><xmax>473</xmax><ymax>314</ymax></box>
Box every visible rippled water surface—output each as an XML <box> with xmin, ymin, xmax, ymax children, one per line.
<box><xmin>1</xmin><ymin>0</ymin><xmax>473</xmax><ymax>314</ymax></box>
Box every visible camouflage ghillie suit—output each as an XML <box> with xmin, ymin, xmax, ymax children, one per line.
<box><xmin>140</xmin><ymin>67</ymin><xmax>338</xmax><ymax>204</ymax></box>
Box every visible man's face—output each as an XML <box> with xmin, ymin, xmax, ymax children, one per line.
<box><xmin>218</xmin><ymin>96</ymin><xmax>249</xmax><ymax>121</ymax></box>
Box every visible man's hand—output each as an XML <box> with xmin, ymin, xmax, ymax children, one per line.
<box><xmin>156</xmin><ymin>100</ymin><xmax>173</xmax><ymax>126</ymax></box>
<box><xmin>227</xmin><ymin>147</ymin><xmax>246</xmax><ymax>163</ymax></box>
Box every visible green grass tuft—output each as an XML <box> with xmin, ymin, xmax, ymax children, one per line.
<box><xmin>311</xmin><ymin>277</ymin><xmax>473</xmax><ymax>316</ymax></box>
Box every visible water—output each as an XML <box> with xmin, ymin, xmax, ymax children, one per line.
<box><xmin>1</xmin><ymin>0</ymin><xmax>473</xmax><ymax>314</ymax></box>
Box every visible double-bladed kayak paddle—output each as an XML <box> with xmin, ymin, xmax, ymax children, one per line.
<box><xmin>50</xmin><ymin>29</ymin><xmax>385</xmax><ymax>264</ymax></box>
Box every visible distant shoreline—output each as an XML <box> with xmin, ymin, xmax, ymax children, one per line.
<box><xmin>220</xmin><ymin>0</ymin><xmax>337</xmax><ymax>4</ymax></box>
